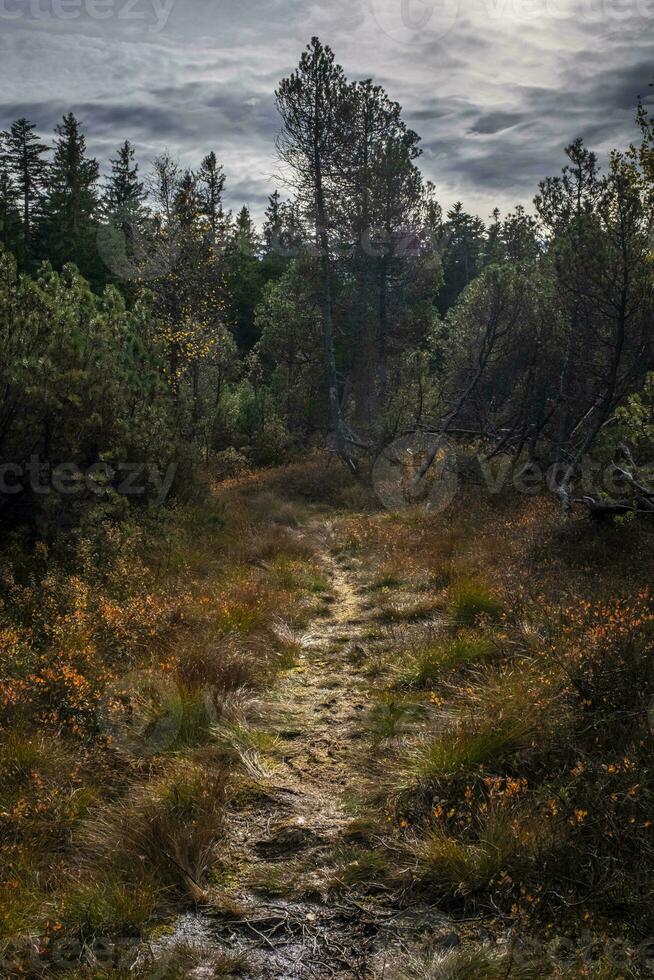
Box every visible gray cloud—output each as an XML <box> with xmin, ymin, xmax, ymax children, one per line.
<box><xmin>0</xmin><ymin>0</ymin><xmax>651</xmax><ymax>222</ymax></box>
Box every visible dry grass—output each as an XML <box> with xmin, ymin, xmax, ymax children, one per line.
<box><xmin>143</xmin><ymin>940</ymin><xmax>249</xmax><ymax>979</ymax></box>
<box><xmin>3</xmin><ymin>460</ymin><xmax>654</xmax><ymax>968</ymax></box>
<box><xmin>392</xmin><ymin>947</ymin><xmax>547</xmax><ymax>980</ymax></box>
<box><xmin>447</xmin><ymin>578</ymin><xmax>504</xmax><ymax>627</ymax></box>
<box><xmin>394</xmin><ymin>632</ymin><xmax>498</xmax><ymax>689</ymax></box>
<box><xmin>408</xmin><ymin>805</ymin><xmax>542</xmax><ymax>896</ymax></box>
<box><xmin>79</xmin><ymin>758</ymin><xmax>230</xmax><ymax>902</ymax></box>
<box><xmin>0</xmin><ymin>463</ymin><xmax>330</xmax><ymax>967</ymax></box>
<box><xmin>345</xmin><ymin>490</ymin><xmax>654</xmax><ymax>943</ymax></box>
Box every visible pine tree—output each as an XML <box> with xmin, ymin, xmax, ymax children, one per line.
<box><xmin>43</xmin><ymin>113</ymin><xmax>100</xmax><ymax>279</ymax></box>
<box><xmin>104</xmin><ymin>140</ymin><xmax>145</xmax><ymax>215</ymax></box>
<box><xmin>0</xmin><ymin>118</ymin><xmax>49</xmax><ymax>252</ymax></box>
<box><xmin>199</xmin><ymin>151</ymin><xmax>225</xmax><ymax>242</ymax></box>
<box><xmin>0</xmin><ymin>161</ymin><xmax>21</xmax><ymax>251</ymax></box>
<box><xmin>276</xmin><ymin>37</ymin><xmax>359</xmax><ymax>468</ymax></box>
<box><xmin>263</xmin><ymin>190</ymin><xmax>283</xmax><ymax>249</ymax></box>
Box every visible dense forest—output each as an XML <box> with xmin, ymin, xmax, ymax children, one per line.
<box><xmin>2</xmin><ymin>37</ymin><xmax>653</xmax><ymax>530</ymax></box>
<box><xmin>1</xmin><ymin>35</ymin><xmax>654</xmax><ymax>980</ymax></box>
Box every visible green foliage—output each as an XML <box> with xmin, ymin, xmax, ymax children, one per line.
<box><xmin>396</xmin><ymin>633</ymin><xmax>496</xmax><ymax>688</ymax></box>
<box><xmin>0</xmin><ymin>248</ymin><xmax>175</xmax><ymax>532</ymax></box>
<box><xmin>616</xmin><ymin>372</ymin><xmax>654</xmax><ymax>452</ymax></box>
<box><xmin>448</xmin><ymin>579</ymin><xmax>503</xmax><ymax>627</ymax></box>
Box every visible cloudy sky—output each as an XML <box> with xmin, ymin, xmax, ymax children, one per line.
<box><xmin>1</xmin><ymin>0</ymin><xmax>652</xmax><ymax>222</ymax></box>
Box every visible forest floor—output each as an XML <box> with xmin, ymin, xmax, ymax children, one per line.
<box><xmin>2</xmin><ymin>457</ymin><xmax>654</xmax><ymax>979</ymax></box>
<box><xmin>151</xmin><ymin>519</ymin><xmax>481</xmax><ymax>979</ymax></box>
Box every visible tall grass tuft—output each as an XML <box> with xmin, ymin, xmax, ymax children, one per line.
<box><xmin>396</xmin><ymin>633</ymin><xmax>497</xmax><ymax>689</ymax></box>
<box><xmin>449</xmin><ymin>578</ymin><xmax>503</xmax><ymax>627</ymax></box>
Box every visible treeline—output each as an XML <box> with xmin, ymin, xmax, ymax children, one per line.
<box><xmin>1</xmin><ymin>37</ymin><xmax>653</xmax><ymax>533</ymax></box>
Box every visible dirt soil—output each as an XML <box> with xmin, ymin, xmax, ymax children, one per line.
<box><xmin>152</xmin><ymin>519</ymin><xmax>471</xmax><ymax>979</ymax></box>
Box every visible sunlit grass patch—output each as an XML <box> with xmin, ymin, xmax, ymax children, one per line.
<box><xmin>80</xmin><ymin>760</ymin><xmax>229</xmax><ymax>903</ymax></box>
<box><xmin>211</xmin><ymin>720</ymin><xmax>281</xmax><ymax>780</ymax></box>
<box><xmin>329</xmin><ymin>846</ymin><xmax>391</xmax><ymax>891</ymax></box>
<box><xmin>372</xmin><ymin>563</ymin><xmax>405</xmax><ymax>590</ymax></box>
<box><xmin>380</xmin><ymin>596</ymin><xmax>444</xmax><ymax>623</ymax></box>
<box><xmin>396</xmin><ymin>671</ymin><xmax>548</xmax><ymax>788</ymax></box>
<box><xmin>448</xmin><ymin>578</ymin><xmax>503</xmax><ymax>627</ymax></box>
<box><xmin>395</xmin><ymin>946</ymin><xmax>547</xmax><ymax>979</ymax></box>
<box><xmin>395</xmin><ymin>633</ymin><xmax>497</xmax><ymax>689</ymax></box>
<box><xmin>409</xmin><ymin>807</ymin><xmax>538</xmax><ymax>896</ymax></box>
<box><xmin>402</xmin><ymin>719</ymin><xmax>532</xmax><ymax>787</ymax></box>
<box><xmin>145</xmin><ymin>940</ymin><xmax>249</xmax><ymax>979</ymax></box>
<box><xmin>268</xmin><ymin>555</ymin><xmax>329</xmax><ymax>594</ymax></box>
<box><xmin>56</xmin><ymin>874</ymin><xmax>161</xmax><ymax>938</ymax></box>
<box><xmin>365</xmin><ymin>696</ymin><xmax>428</xmax><ymax>742</ymax></box>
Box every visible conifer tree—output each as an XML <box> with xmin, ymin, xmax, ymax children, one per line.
<box><xmin>263</xmin><ymin>190</ymin><xmax>283</xmax><ymax>249</ymax></box>
<box><xmin>225</xmin><ymin>205</ymin><xmax>264</xmax><ymax>351</ymax></box>
<box><xmin>0</xmin><ymin>162</ymin><xmax>21</xmax><ymax>251</ymax></box>
<box><xmin>0</xmin><ymin>118</ymin><xmax>49</xmax><ymax>253</ymax></box>
<box><xmin>276</xmin><ymin>36</ymin><xmax>360</xmax><ymax>468</ymax></box>
<box><xmin>43</xmin><ymin>113</ymin><xmax>100</xmax><ymax>280</ymax></box>
<box><xmin>104</xmin><ymin>140</ymin><xmax>145</xmax><ymax>215</ymax></box>
<box><xmin>199</xmin><ymin>151</ymin><xmax>226</xmax><ymax>242</ymax></box>
<box><xmin>438</xmin><ymin>202</ymin><xmax>486</xmax><ymax>313</ymax></box>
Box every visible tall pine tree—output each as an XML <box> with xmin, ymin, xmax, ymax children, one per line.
<box><xmin>43</xmin><ymin>113</ymin><xmax>100</xmax><ymax>282</ymax></box>
<box><xmin>199</xmin><ymin>151</ymin><xmax>226</xmax><ymax>243</ymax></box>
<box><xmin>276</xmin><ymin>37</ymin><xmax>360</xmax><ymax>467</ymax></box>
<box><xmin>0</xmin><ymin>118</ymin><xmax>49</xmax><ymax>259</ymax></box>
<box><xmin>104</xmin><ymin>140</ymin><xmax>145</xmax><ymax>216</ymax></box>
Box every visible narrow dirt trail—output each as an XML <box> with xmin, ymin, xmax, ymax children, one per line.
<box><xmin>154</xmin><ymin>519</ymin><xmax>453</xmax><ymax>978</ymax></box>
<box><xmin>214</xmin><ymin>521</ymin><xmax>388</xmax><ymax>978</ymax></box>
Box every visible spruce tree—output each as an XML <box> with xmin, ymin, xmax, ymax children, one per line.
<box><xmin>43</xmin><ymin>113</ymin><xmax>100</xmax><ymax>280</ymax></box>
<box><xmin>173</xmin><ymin>170</ymin><xmax>202</xmax><ymax>228</ymax></box>
<box><xmin>104</xmin><ymin>140</ymin><xmax>144</xmax><ymax>215</ymax></box>
<box><xmin>225</xmin><ymin>205</ymin><xmax>264</xmax><ymax>352</ymax></box>
<box><xmin>438</xmin><ymin>202</ymin><xmax>486</xmax><ymax>313</ymax></box>
<box><xmin>0</xmin><ymin>118</ymin><xmax>49</xmax><ymax>254</ymax></box>
<box><xmin>199</xmin><ymin>151</ymin><xmax>225</xmax><ymax>242</ymax></box>
<box><xmin>0</xmin><ymin>162</ymin><xmax>21</xmax><ymax>251</ymax></box>
<box><xmin>263</xmin><ymin>190</ymin><xmax>283</xmax><ymax>249</ymax></box>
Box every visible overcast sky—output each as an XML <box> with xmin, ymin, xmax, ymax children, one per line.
<box><xmin>1</xmin><ymin>0</ymin><xmax>652</xmax><ymax>223</ymax></box>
